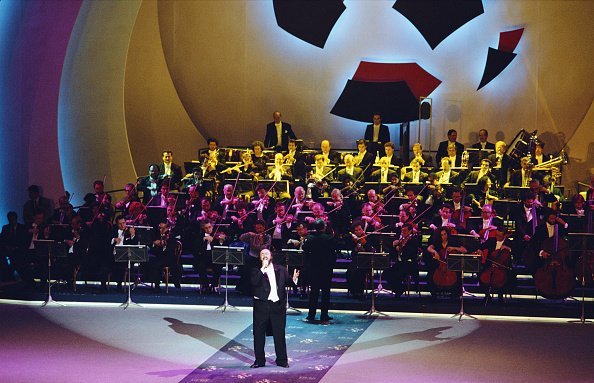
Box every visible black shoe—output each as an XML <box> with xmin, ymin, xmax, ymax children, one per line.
<box><xmin>320</xmin><ymin>316</ymin><xmax>333</xmax><ymax>322</ymax></box>
<box><xmin>250</xmin><ymin>362</ymin><xmax>265</xmax><ymax>368</ymax></box>
<box><xmin>276</xmin><ymin>362</ymin><xmax>289</xmax><ymax>368</ymax></box>
<box><xmin>305</xmin><ymin>316</ymin><xmax>315</xmax><ymax>322</ymax></box>
<box><xmin>174</xmin><ymin>281</ymin><xmax>181</xmax><ymax>289</ymax></box>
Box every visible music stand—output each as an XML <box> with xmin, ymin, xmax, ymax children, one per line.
<box><xmin>115</xmin><ymin>245</ymin><xmax>148</xmax><ymax>309</ymax></box>
<box><xmin>279</xmin><ymin>249</ymin><xmax>304</xmax><ymax>312</ymax></box>
<box><xmin>448</xmin><ymin>253</ymin><xmax>481</xmax><ymax>321</ymax></box>
<box><xmin>212</xmin><ymin>246</ymin><xmax>244</xmax><ymax>312</ymax></box>
<box><xmin>356</xmin><ymin>252</ymin><xmax>390</xmax><ymax>317</ymax></box>
<box><xmin>567</xmin><ymin>233</ymin><xmax>594</xmax><ymax>324</ymax></box>
<box><xmin>35</xmin><ymin>239</ymin><xmax>67</xmax><ymax>307</ymax></box>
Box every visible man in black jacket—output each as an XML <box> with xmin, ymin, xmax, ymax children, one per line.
<box><xmin>302</xmin><ymin>219</ymin><xmax>337</xmax><ymax>322</ymax></box>
<box><xmin>250</xmin><ymin>249</ymin><xmax>298</xmax><ymax>369</ymax></box>
<box><xmin>264</xmin><ymin>111</ymin><xmax>297</xmax><ymax>150</ymax></box>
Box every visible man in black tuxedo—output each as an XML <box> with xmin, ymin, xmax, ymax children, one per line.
<box><xmin>250</xmin><ymin>249</ymin><xmax>298</xmax><ymax>369</ymax></box>
<box><xmin>488</xmin><ymin>141</ymin><xmax>511</xmax><ymax>188</ymax></box>
<box><xmin>364</xmin><ymin>113</ymin><xmax>390</xmax><ymax>156</ymax></box>
<box><xmin>471</xmin><ymin>129</ymin><xmax>496</xmax><ymax>151</ymax></box>
<box><xmin>264</xmin><ymin>111</ymin><xmax>297</xmax><ymax>151</ymax></box>
<box><xmin>23</xmin><ymin>185</ymin><xmax>54</xmax><ymax>226</ymax></box>
<box><xmin>436</xmin><ymin>129</ymin><xmax>464</xmax><ymax>165</ymax></box>
<box><xmin>0</xmin><ymin>211</ymin><xmax>29</xmax><ymax>282</ymax></box>
<box><xmin>353</xmin><ymin>139</ymin><xmax>375</xmax><ymax>177</ymax></box>
<box><xmin>302</xmin><ymin>219</ymin><xmax>337</xmax><ymax>322</ymax></box>
<box><xmin>158</xmin><ymin>150</ymin><xmax>184</xmax><ymax>190</ymax></box>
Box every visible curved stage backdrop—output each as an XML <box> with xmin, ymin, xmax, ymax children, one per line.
<box><xmin>0</xmin><ymin>0</ymin><xmax>593</xmax><ymax>218</ymax></box>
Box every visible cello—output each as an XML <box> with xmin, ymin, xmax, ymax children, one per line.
<box><xmin>534</xmin><ymin>225</ymin><xmax>575</xmax><ymax>299</ymax></box>
<box><xmin>479</xmin><ymin>246</ymin><xmax>512</xmax><ymax>291</ymax></box>
<box><xmin>432</xmin><ymin>248</ymin><xmax>458</xmax><ymax>290</ymax></box>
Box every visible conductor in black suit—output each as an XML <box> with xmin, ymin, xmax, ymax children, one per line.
<box><xmin>250</xmin><ymin>249</ymin><xmax>299</xmax><ymax>369</ymax></box>
<box><xmin>264</xmin><ymin>111</ymin><xmax>297</xmax><ymax>151</ymax></box>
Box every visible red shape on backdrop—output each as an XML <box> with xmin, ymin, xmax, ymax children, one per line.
<box><xmin>352</xmin><ymin>62</ymin><xmax>441</xmax><ymax>99</ymax></box>
<box><xmin>498</xmin><ymin>28</ymin><xmax>524</xmax><ymax>52</ymax></box>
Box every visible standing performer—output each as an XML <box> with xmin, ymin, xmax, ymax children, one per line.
<box><xmin>302</xmin><ymin>219</ymin><xmax>337</xmax><ymax>322</ymax></box>
<box><xmin>250</xmin><ymin>249</ymin><xmax>298</xmax><ymax>369</ymax></box>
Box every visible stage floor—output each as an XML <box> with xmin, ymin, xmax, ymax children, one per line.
<box><xmin>0</xmin><ymin>299</ymin><xmax>592</xmax><ymax>383</ymax></box>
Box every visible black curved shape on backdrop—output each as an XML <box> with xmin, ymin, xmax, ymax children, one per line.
<box><xmin>393</xmin><ymin>0</ymin><xmax>484</xmax><ymax>49</ymax></box>
<box><xmin>273</xmin><ymin>0</ymin><xmax>346</xmax><ymax>48</ymax></box>
<box><xmin>331</xmin><ymin>80</ymin><xmax>420</xmax><ymax>124</ymax></box>
<box><xmin>477</xmin><ymin>48</ymin><xmax>517</xmax><ymax>90</ymax></box>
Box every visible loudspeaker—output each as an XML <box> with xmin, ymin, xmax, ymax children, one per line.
<box><xmin>420</xmin><ymin>101</ymin><xmax>431</xmax><ymax>120</ymax></box>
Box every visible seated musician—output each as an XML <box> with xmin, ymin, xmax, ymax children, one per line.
<box><xmin>365</xmin><ymin>189</ymin><xmax>384</xmax><ymax>216</ymax></box>
<box><xmin>488</xmin><ymin>141</ymin><xmax>511</xmax><ymax>187</ymax></box>
<box><xmin>181</xmin><ymin>167</ymin><xmax>203</xmax><ymax>193</ymax></box>
<box><xmin>251</xmin><ymin>183</ymin><xmax>276</xmax><ymax>222</ymax></box>
<box><xmin>268</xmin><ymin>202</ymin><xmax>295</xmax><ymax>251</ymax></box>
<box><xmin>463</xmin><ymin>158</ymin><xmax>495</xmax><ymax>186</ymax></box>
<box><xmin>147</xmin><ymin>220</ymin><xmax>181</xmax><ymax>292</ymax></box>
<box><xmin>285</xmin><ymin>221</ymin><xmax>309</xmax><ymax>296</ymax></box>
<box><xmin>382</xmin><ymin>174</ymin><xmax>405</xmax><ymax>198</ymax></box>
<box><xmin>346</xmin><ymin>220</ymin><xmax>374</xmax><ymax>298</ymax></box>
<box><xmin>530</xmin><ymin>140</ymin><xmax>553</xmax><ymax>166</ymax></box>
<box><xmin>434</xmin><ymin>157</ymin><xmax>460</xmax><ymax>185</ymax></box>
<box><xmin>529</xmin><ymin>178</ymin><xmax>558</xmax><ymax>208</ymax></box>
<box><xmin>471</xmin><ymin>129</ymin><xmax>496</xmax><ymax>151</ymax></box>
<box><xmin>450</xmin><ymin>187</ymin><xmax>472</xmax><ymax>226</ymax></box>
<box><xmin>250</xmin><ymin>140</ymin><xmax>269</xmax><ymax>177</ymax></box>
<box><xmin>93</xmin><ymin>179</ymin><xmax>113</xmax><ymax>218</ymax></box>
<box><xmin>311</xmin><ymin>154</ymin><xmax>334</xmax><ymax>183</ymax></box>
<box><xmin>411</xmin><ymin>142</ymin><xmax>433</xmax><ymax>168</ymax></box>
<box><xmin>532</xmin><ymin>208</ymin><xmax>569</xmax><ymax>269</ymax></box>
<box><xmin>475</xmin><ymin>175</ymin><xmax>499</xmax><ymax>205</ymax></box>
<box><xmin>288</xmin><ymin>186</ymin><xmax>311</xmax><ymax>216</ymax></box>
<box><xmin>236</xmin><ymin>150</ymin><xmax>258</xmax><ymax>179</ymax></box>
<box><xmin>114</xmin><ymin>183</ymin><xmax>140</xmax><ymax>214</ymax></box>
<box><xmin>319</xmin><ymin>139</ymin><xmax>341</xmax><ymax>165</ymax></box>
<box><xmin>304</xmin><ymin>202</ymin><xmax>332</xmax><ymax>234</ymax></box>
<box><xmin>446</xmin><ymin>143</ymin><xmax>462</xmax><ymax>168</ymax></box>
<box><xmin>354</xmin><ymin>139</ymin><xmax>375</xmax><ymax>176</ymax></box>
<box><xmin>429</xmin><ymin>203</ymin><xmax>461</xmax><ymax>233</ymax></box>
<box><xmin>359</xmin><ymin>202</ymin><xmax>383</xmax><ymax>235</ymax></box>
<box><xmin>400</xmin><ymin>187</ymin><xmax>423</xmax><ymax>219</ymax></box>
<box><xmin>267</xmin><ymin>153</ymin><xmax>293</xmax><ymax>182</ymax></box>
<box><xmin>370</xmin><ymin>157</ymin><xmax>396</xmax><ymax>183</ymax></box>
<box><xmin>469</xmin><ymin>203</ymin><xmax>503</xmax><ymax>243</ymax></box>
<box><xmin>508</xmin><ymin>157</ymin><xmax>533</xmax><ymax>187</ymax></box>
<box><xmin>384</xmin><ymin>141</ymin><xmax>402</xmax><ymax>167</ymax></box>
<box><xmin>284</xmin><ymin>139</ymin><xmax>307</xmax><ymax>180</ymax></box>
<box><xmin>191</xmin><ymin>219</ymin><xmax>223</xmax><ymax>294</ymax></box>
<box><xmin>424</xmin><ymin>173</ymin><xmax>446</xmax><ymax>209</ymax></box>
<box><xmin>196</xmin><ymin>197</ymin><xmax>220</xmax><ymax>223</ymax></box>
<box><xmin>336</xmin><ymin>154</ymin><xmax>362</xmax><ymax>184</ymax></box>
<box><xmin>385</xmin><ymin>222</ymin><xmax>421</xmax><ymax>297</ymax></box>
<box><xmin>511</xmin><ymin>191</ymin><xmax>541</xmax><ymax>267</ymax></box>
<box><xmin>159</xmin><ymin>150</ymin><xmax>183</xmax><ymax>190</ymax></box>
<box><xmin>150</xmin><ymin>182</ymin><xmax>174</xmax><ymax>208</ymax></box>
<box><xmin>436</xmin><ymin>129</ymin><xmax>464</xmax><ymax>166</ymax></box>
<box><xmin>479</xmin><ymin>225</ymin><xmax>513</xmax><ymax>302</ymax></box>
<box><xmin>138</xmin><ymin>164</ymin><xmax>162</xmax><ymax>205</ymax></box>
<box><xmin>327</xmin><ymin>188</ymin><xmax>351</xmax><ymax>239</ymax></box>
<box><xmin>425</xmin><ymin>227</ymin><xmax>467</xmax><ymax>296</ymax></box>
<box><xmin>228</xmin><ymin>201</ymin><xmax>255</xmax><ymax>240</ymax></box>
<box><xmin>402</xmin><ymin>159</ymin><xmax>428</xmax><ymax>183</ymax></box>
<box><xmin>50</xmin><ymin>195</ymin><xmax>76</xmax><ymax>225</ymax></box>
<box><xmin>214</xmin><ymin>184</ymin><xmax>238</xmax><ymax>220</ymax></box>
<box><xmin>63</xmin><ymin>215</ymin><xmax>89</xmax><ymax>285</ymax></box>
<box><xmin>125</xmin><ymin>201</ymin><xmax>149</xmax><ymax>226</ymax></box>
<box><xmin>108</xmin><ymin>215</ymin><xmax>140</xmax><ymax>291</ymax></box>
<box><xmin>562</xmin><ymin>194</ymin><xmax>587</xmax><ymax>232</ymax></box>
<box><xmin>203</xmin><ymin>137</ymin><xmax>227</xmax><ymax>174</ymax></box>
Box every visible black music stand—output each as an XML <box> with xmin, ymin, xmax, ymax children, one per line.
<box><xmin>357</xmin><ymin>252</ymin><xmax>390</xmax><ymax>317</ymax></box>
<box><xmin>567</xmin><ymin>233</ymin><xmax>594</xmax><ymax>324</ymax></box>
<box><xmin>115</xmin><ymin>245</ymin><xmax>148</xmax><ymax>309</ymax></box>
<box><xmin>212</xmin><ymin>246</ymin><xmax>244</xmax><ymax>312</ymax></box>
<box><xmin>279</xmin><ymin>249</ymin><xmax>304</xmax><ymax>313</ymax></box>
<box><xmin>448</xmin><ymin>253</ymin><xmax>481</xmax><ymax>321</ymax></box>
<box><xmin>259</xmin><ymin>180</ymin><xmax>290</xmax><ymax>199</ymax></box>
<box><xmin>503</xmin><ymin>186</ymin><xmax>530</xmax><ymax>200</ymax></box>
<box><xmin>35</xmin><ymin>240</ymin><xmax>67</xmax><ymax>307</ymax></box>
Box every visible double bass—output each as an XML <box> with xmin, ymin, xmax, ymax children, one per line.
<box><xmin>534</xmin><ymin>225</ymin><xmax>575</xmax><ymax>299</ymax></box>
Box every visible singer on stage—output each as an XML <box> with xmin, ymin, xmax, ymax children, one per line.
<box><xmin>250</xmin><ymin>249</ymin><xmax>298</xmax><ymax>369</ymax></box>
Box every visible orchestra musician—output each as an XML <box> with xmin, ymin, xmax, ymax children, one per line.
<box><xmin>137</xmin><ymin>164</ymin><xmax>162</xmax><ymax>205</ymax></box>
<box><xmin>411</xmin><ymin>142</ymin><xmax>433</xmax><ymax>168</ymax></box>
<box><xmin>531</xmin><ymin>208</ymin><xmax>570</xmax><ymax>270</ymax></box>
<box><xmin>191</xmin><ymin>219</ymin><xmax>222</xmax><ymax>294</ymax></box>
<box><xmin>429</xmin><ymin>203</ymin><xmax>462</xmax><ymax>233</ymax></box>
<box><xmin>383</xmin><ymin>142</ymin><xmax>402</xmax><ymax>167</ymax></box>
<box><xmin>530</xmin><ymin>140</ymin><xmax>553</xmax><ymax>166</ymax></box>
<box><xmin>326</xmin><ymin>188</ymin><xmax>351</xmax><ymax>239</ymax></box>
<box><xmin>304</xmin><ymin>203</ymin><xmax>333</xmax><ymax>236</ymax></box>
<box><xmin>479</xmin><ymin>225</ymin><xmax>513</xmax><ymax>303</ymax></box>
<box><xmin>425</xmin><ymin>227</ymin><xmax>467</xmax><ymax>297</ymax></box>
<box><xmin>346</xmin><ymin>220</ymin><xmax>374</xmax><ymax>298</ymax></box>
<box><xmin>508</xmin><ymin>157</ymin><xmax>534</xmax><ymax>187</ymax></box>
<box><xmin>310</xmin><ymin>154</ymin><xmax>334</xmax><ymax>184</ymax></box>
<box><xmin>475</xmin><ymin>176</ymin><xmax>499</xmax><ymax>206</ymax></box>
<box><xmin>268</xmin><ymin>202</ymin><xmax>295</xmax><ymax>251</ymax></box>
<box><xmin>251</xmin><ymin>140</ymin><xmax>269</xmax><ymax>177</ymax></box>
<box><xmin>267</xmin><ymin>153</ymin><xmax>293</xmax><ymax>182</ymax></box>
<box><xmin>471</xmin><ymin>129</ymin><xmax>496</xmax><ymax>151</ymax></box>
<box><xmin>364</xmin><ymin>113</ymin><xmax>390</xmax><ymax>150</ymax></box>
<box><xmin>50</xmin><ymin>195</ymin><xmax>76</xmax><ymax>225</ymax></box>
<box><xmin>284</xmin><ymin>139</ymin><xmax>307</xmax><ymax>180</ymax></box>
<box><xmin>354</xmin><ymin>139</ymin><xmax>375</xmax><ymax>177</ymax></box>
<box><xmin>385</xmin><ymin>222</ymin><xmax>421</xmax><ymax>297</ymax></box>
<box><xmin>147</xmin><ymin>220</ymin><xmax>181</xmax><ymax>292</ymax></box>
<box><xmin>402</xmin><ymin>159</ymin><xmax>428</xmax><ymax>183</ymax></box>
<box><xmin>0</xmin><ymin>211</ymin><xmax>31</xmax><ymax>286</ymax></box>
<box><xmin>250</xmin><ymin>184</ymin><xmax>276</xmax><ymax>222</ymax></box>
<box><xmin>93</xmin><ymin>180</ymin><xmax>113</xmax><ymax>218</ymax></box>
<box><xmin>436</xmin><ymin>129</ymin><xmax>464</xmax><ymax>166</ymax></box>
<box><xmin>214</xmin><ymin>184</ymin><xmax>239</xmax><ymax>220</ymax></box>
<box><xmin>159</xmin><ymin>150</ymin><xmax>184</xmax><ymax>190</ymax></box>
<box><xmin>469</xmin><ymin>203</ymin><xmax>503</xmax><ymax>244</ymax></box>
<box><xmin>23</xmin><ymin>185</ymin><xmax>54</xmax><ymax>226</ymax></box>
<box><xmin>195</xmin><ymin>197</ymin><xmax>220</xmax><ymax>223</ymax></box>
<box><xmin>264</xmin><ymin>110</ymin><xmax>297</xmax><ymax>151</ymax></box>
<box><xmin>463</xmin><ymin>159</ymin><xmax>496</xmax><ymax>186</ymax></box>
<box><xmin>203</xmin><ymin>137</ymin><xmax>227</xmax><ymax>175</ymax></box>
<box><xmin>488</xmin><ymin>141</ymin><xmax>511</xmax><ymax>187</ymax></box>
<box><xmin>370</xmin><ymin>157</ymin><xmax>396</xmax><ymax>183</ymax></box>
<box><xmin>115</xmin><ymin>183</ymin><xmax>140</xmax><ymax>214</ymax></box>
<box><xmin>108</xmin><ymin>215</ymin><xmax>139</xmax><ymax>291</ymax></box>
<box><xmin>125</xmin><ymin>201</ymin><xmax>149</xmax><ymax>226</ymax></box>
<box><xmin>319</xmin><ymin>140</ymin><xmax>341</xmax><ymax>166</ymax></box>
<box><xmin>434</xmin><ymin>157</ymin><xmax>460</xmax><ymax>186</ymax></box>
<box><xmin>336</xmin><ymin>154</ymin><xmax>362</xmax><ymax>184</ymax></box>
